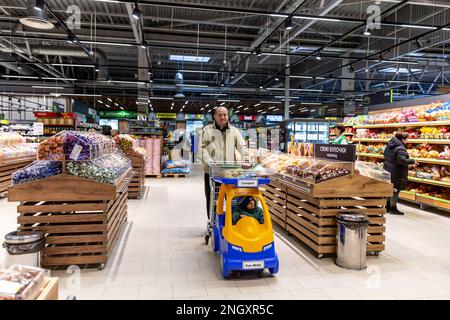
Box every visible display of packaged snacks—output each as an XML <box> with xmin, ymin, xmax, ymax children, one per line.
<box><xmin>114</xmin><ymin>134</ymin><xmax>146</xmax><ymax>158</ymax></box>
<box><xmin>0</xmin><ymin>133</ymin><xmax>37</xmax><ymax>160</ymax></box>
<box><xmin>12</xmin><ymin>161</ymin><xmax>62</xmax><ymax>185</ymax></box>
<box><xmin>0</xmin><ymin>265</ymin><xmax>45</xmax><ymax>300</ymax></box>
<box><xmin>66</xmin><ymin>154</ymin><xmax>131</xmax><ymax>184</ymax></box>
<box><xmin>355</xmin><ymin>161</ymin><xmax>391</xmax><ymax>183</ymax></box>
<box><xmin>38</xmin><ymin>131</ymin><xmax>116</xmax><ymax>161</ymax></box>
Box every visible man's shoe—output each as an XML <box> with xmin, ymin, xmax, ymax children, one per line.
<box><xmin>389</xmin><ymin>207</ymin><xmax>404</xmax><ymax>215</ymax></box>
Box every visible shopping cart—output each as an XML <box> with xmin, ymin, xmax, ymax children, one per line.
<box><xmin>204</xmin><ymin>161</ymin><xmax>279</xmax><ymax>278</ymax></box>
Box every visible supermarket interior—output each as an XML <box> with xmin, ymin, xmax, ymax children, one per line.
<box><xmin>0</xmin><ymin>0</ymin><xmax>450</xmax><ymax>302</ymax></box>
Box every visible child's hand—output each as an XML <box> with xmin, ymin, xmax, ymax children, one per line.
<box><xmin>240</xmin><ymin>214</ymin><xmax>246</xmax><ymax>219</ymax></box>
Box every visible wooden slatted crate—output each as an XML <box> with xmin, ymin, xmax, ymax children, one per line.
<box><xmin>8</xmin><ymin>169</ymin><xmax>132</xmax><ymax>269</ymax></box>
<box><xmin>128</xmin><ymin>156</ymin><xmax>145</xmax><ymax>199</ymax></box>
<box><xmin>262</xmin><ymin>180</ymin><xmax>287</xmax><ymax>229</ymax></box>
<box><xmin>272</xmin><ymin>173</ymin><xmax>392</xmax><ymax>257</ymax></box>
<box><xmin>0</xmin><ymin>156</ymin><xmax>35</xmax><ymax>195</ymax></box>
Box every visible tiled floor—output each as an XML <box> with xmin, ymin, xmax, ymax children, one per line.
<box><xmin>1</xmin><ymin>165</ymin><xmax>450</xmax><ymax>300</ymax></box>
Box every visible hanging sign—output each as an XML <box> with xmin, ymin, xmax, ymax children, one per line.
<box><xmin>314</xmin><ymin>144</ymin><xmax>356</xmax><ymax>162</ymax></box>
<box><xmin>185</xmin><ymin>114</ymin><xmax>204</xmax><ymax>120</ymax></box>
<box><xmin>99</xmin><ymin>110</ymin><xmax>138</xmax><ymax>119</ymax></box>
<box><xmin>32</xmin><ymin>122</ymin><xmax>44</xmax><ymax>135</ymax></box>
<box><xmin>239</xmin><ymin>115</ymin><xmax>257</xmax><ymax>121</ymax></box>
<box><xmin>157</xmin><ymin>113</ymin><xmax>177</xmax><ymax>119</ymax></box>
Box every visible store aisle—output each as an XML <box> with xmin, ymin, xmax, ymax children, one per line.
<box><xmin>1</xmin><ymin>166</ymin><xmax>450</xmax><ymax>300</ymax></box>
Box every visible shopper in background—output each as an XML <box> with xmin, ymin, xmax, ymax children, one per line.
<box><xmin>383</xmin><ymin>131</ymin><xmax>419</xmax><ymax>215</ymax></box>
<box><xmin>232</xmin><ymin>196</ymin><xmax>264</xmax><ymax>225</ymax></box>
<box><xmin>111</xmin><ymin>129</ymin><xmax>119</xmax><ymax>137</ymax></box>
<box><xmin>332</xmin><ymin>125</ymin><xmax>349</xmax><ymax>145</ymax></box>
<box><xmin>197</xmin><ymin>107</ymin><xmax>248</xmax><ymax>219</ymax></box>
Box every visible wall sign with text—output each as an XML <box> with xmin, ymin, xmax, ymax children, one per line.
<box><xmin>314</xmin><ymin>144</ymin><xmax>356</xmax><ymax>162</ymax></box>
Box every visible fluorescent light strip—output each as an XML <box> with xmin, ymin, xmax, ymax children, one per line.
<box><xmin>388</xmin><ymin>80</ymin><xmax>420</xmax><ymax>84</ymax></box>
<box><xmin>220</xmin><ymin>102</ymin><xmax>226</xmax><ymax>106</ymax></box>
<box><xmin>3</xmin><ymin>75</ymin><xmax>38</xmax><ymax>79</ymax></box>
<box><xmin>32</xmin><ymin>86</ymin><xmax>64</xmax><ymax>89</ymax></box>
<box><xmin>104</xmin><ymin>80</ymin><xmax>146</xmax><ymax>85</ymax></box>
<box><xmin>201</xmin><ymin>93</ymin><xmax>227</xmax><ymax>96</ymax></box>
<box><xmin>380</xmin><ymin>60</ymin><xmax>418</xmax><ymax>65</ymax></box>
<box><xmin>237</xmin><ymin>105</ymin><xmax>243</xmax><ymax>109</ymax></box>
<box><xmin>290</xmin><ymin>75</ymin><xmax>313</xmax><ymax>79</ymax></box>
<box><xmin>177</xmin><ymin>84</ymin><xmax>209</xmax><ymax>88</ymax></box>
<box><xmin>263</xmin><ymin>53</ymin><xmax>287</xmax><ymax>57</ymax></box>
<box><xmin>254</xmin><ymin>103</ymin><xmax>261</xmax><ymax>107</ymax></box>
<box><xmin>244</xmin><ymin>107</ymin><xmax>249</xmax><ymax>110</ymax></box>
<box><xmin>107</xmin><ymin>97</ymin><xmax>112</xmax><ymax>102</ymax></box>
<box><xmin>301</xmin><ymin>102</ymin><xmax>322</xmax><ymax>105</ymax></box>
<box><xmin>236</xmin><ymin>51</ymin><xmax>252</xmax><ymax>55</ymax></box>
<box><xmin>217</xmin><ymin>99</ymin><xmax>240</xmax><ymax>102</ymax></box>
<box><xmin>400</xmin><ymin>24</ymin><xmax>437</xmax><ymax>30</ymax></box>
<box><xmin>52</xmin><ymin>93</ymin><xmax>102</xmax><ymax>97</ymax></box>
<box><xmin>97</xmin><ymin>100</ymin><xmax>103</xmax><ymax>104</ymax></box>
<box><xmin>328</xmin><ymin>108</ymin><xmax>337</xmax><ymax>111</ymax></box>
<box><xmin>294</xmin><ymin>15</ymin><xmax>342</xmax><ymax>22</ymax></box>
<box><xmin>261</xmin><ymin>101</ymin><xmax>282</xmax><ymax>104</ymax></box>
<box><xmin>82</xmin><ymin>40</ymin><xmax>134</xmax><ymax>47</ymax></box>
<box><xmin>181</xmin><ymin>70</ymin><xmax>218</xmax><ymax>74</ymax></box>
<box><xmin>151</xmin><ymin>97</ymin><xmax>174</xmax><ymax>100</ymax></box>
<box><xmin>51</xmin><ymin>63</ymin><xmax>95</xmax><ymax>68</ymax></box>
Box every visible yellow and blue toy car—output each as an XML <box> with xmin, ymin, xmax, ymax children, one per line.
<box><xmin>210</xmin><ymin>177</ymin><xmax>279</xmax><ymax>278</ymax></box>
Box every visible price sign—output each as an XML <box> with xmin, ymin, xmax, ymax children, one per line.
<box><xmin>33</xmin><ymin>122</ymin><xmax>44</xmax><ymax>135</ymax></box>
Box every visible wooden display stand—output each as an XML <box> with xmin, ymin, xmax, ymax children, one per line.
<box><xmin>35</xmin><ymin>277</ymin><xmax>59</xmax><ymax>300</ymax></box>
<box><xmin>263</xmin><ymin>173</ymin><xmax>393</xmax><ymax>258</ymax></box>
<box><xmin>0</xmin><ymin>156</ymin><xmax>35</xmax><ymax>195</ymax></box>
<box><xmin>8</xmin><ymin>169</ymin><xmax>132</xmax><ymax>269</ymax></box>
<box><xmin>127</xmin><ymin>156</ymin><xmax>145</xmax><ymax>199</ymax></box>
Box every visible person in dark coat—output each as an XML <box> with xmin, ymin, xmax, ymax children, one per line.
<box><xmin>383</xmin><ymin>132</ymin><xmax>418</xmax><ymax>215</ymax></box>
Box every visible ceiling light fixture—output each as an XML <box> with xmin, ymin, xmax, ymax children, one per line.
<box><xmin>315</xmin><ymin>53</ymin><xmax>322</xmax><ymax>60</ymax></box>
<box><xmin>285</xmin><ymin>17</ymin><xmax>293</xmax><ymax>30</ymax></box>
<box><xmin>255</xmin><ymin>46</ymin><xmax>262</xmax><ymax>57</ymax></box>
<box><xmin>140</xmin><ymin>39</ymin><xmax>147</xmax><ymax>49</ymax></box>
<box><xmin>132</xmin><ymin>2</ymin><xmax>142</xmax><ymax>20</ymax></box>
<box><xmin>34</xmin><ymin>0</ymin><xmax>44</xmax><ymax>11</ymax></box>
<box><xmin>363</xmin><ymin>26</ymin><xmax>371</xmax><ymax>36</ymax></box>
<box><xmin>95</xmin><ymin>63</ymin><xmax>100</xmax><ymax>72</ymax></box>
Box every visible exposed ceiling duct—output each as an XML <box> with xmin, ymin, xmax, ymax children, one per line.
<box><xmin>174</xmin><ymin>71</ymin><xmax>185</xmax><ymax>99</ymax></box>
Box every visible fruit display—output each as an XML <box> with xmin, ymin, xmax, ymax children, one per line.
<box><xmin>356</xmin><ymin>143</ymin><xmax>386</xmax><ymax>155</ymax></box>
<box><xmin>66</xmin><ymin>154</ymin><xmax>131</xmax><ymax>184</ymax></box>
<box><xmin>0</xmin><ymin>265</ymin><xmax>45</xmax><ymax>300</ymax></box>
<box><xmin>0</xmin><ymin>133</ymin><xmax>37</xmax><ymax>160</ymax></box>
<box><xmin>363</xmin><ymin>101</ymin><xmax>450</xmax><ymax>124</ymax></box>
<box><xmin>12</xmin><ymin>161</ymin><xmax>62</xmax><ymax>185</ymax></box>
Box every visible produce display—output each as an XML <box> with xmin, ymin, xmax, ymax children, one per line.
<box><xmin>66</xmin><ymin>154</ymin><xmax>131</xmax><ymax>184</ymax></box>
<box><xmin>12</xmin><ymin>161</ymin><xmax>62</xmax><ymax>185</ymax></box>
<box><xmin>260</xmin><ymin>153</ymin><xmax>352</xmax><ymax>183</ymax></box>
<box><xmin>0</xmin><ymin>133</ymin><xmax>37</xmax><ymax>160</ymax></box>
<box><xmin>38</xmin><ymin>131</ymin><xmax>115</xmax><ymax>161</ymax></box>
<box><xmin>363</xmin><ymin>101</ymin><xmax>450</xmax><ymax>124</ymax></box>
<box><xmin>351</xmin><ymin>100</ymin><xmax>450</xmax><ymax>209</ymax></box>
<box><xmin>0</xmin><ymin>265</ymin><xmax>45</xmax><ymax>300</ymax></box>
<box><xmin>355</xmin><ymin>127</ymin><xmax>450</xmax><ymax>140</ymax></box>
<box><xmin>114</xmin><ymin>134</ymin><xmax>146</xmax><ymax>158</ymax></box>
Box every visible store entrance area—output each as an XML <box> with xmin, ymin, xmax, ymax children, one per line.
<box><xmin>2</xmin><ymin>166</ymin><xmax>449</xmax><ymax>300</ymax></box>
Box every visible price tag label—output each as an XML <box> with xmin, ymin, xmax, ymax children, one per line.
<box><xmin>33</xmin><ymin>122</ymin><xmax>44</xmax><ymax>135</ymax></box>
<box><xmin>69</xmin><ymin>144</ymin><xmax>83</xmax><ymax>160</ymax></box>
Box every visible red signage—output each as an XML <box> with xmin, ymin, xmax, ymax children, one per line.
<box><xmin>34</xmin><ymin>112</ymin><xmax>76</xmax><ymax>119</ymax></box>
<box><xmin>239</xmin><ymin>115</ymin><xmax>257</xmax><ymax>121</ymax></box>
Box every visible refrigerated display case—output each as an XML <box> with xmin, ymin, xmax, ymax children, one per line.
<box><xmin>286</xmin><ymin>119</ymin><xmax>331</xmax><ymax>146</ymax></box>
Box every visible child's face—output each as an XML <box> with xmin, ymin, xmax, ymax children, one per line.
<box><xmin>247</xmin><ymin>199</ymin><xmax>256</xmax><ymax>210</ymax></box>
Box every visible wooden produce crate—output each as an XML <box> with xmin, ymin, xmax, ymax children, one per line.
<box><xmin>276</xmin><ymin>173</ymin><xmax>393</xmax><ymax>258</ymax></box>
<box><xmin>8</xmin><ymin>169</ymin><xmax>132</xmax><ymax>269</ymax></box>
<box><xmin>262</xmin><ymin>180</ymin><xmax>287</xmax><ymax>229</ymax></box>
<box><xmin>0</xmin><ymin>156</ymin><xmax>35</xmax><ymax>195</ymax></box>
<box><xmin>128</xmin><ymin>156</ymin><xmax>145</xmax><ymax>199</ymax></box>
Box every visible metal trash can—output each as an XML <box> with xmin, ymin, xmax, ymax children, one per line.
<box><xmin>335</xmin><ymin>213</ymin><xmax>368</xmax><ymax>270</ymax></box>
<box><xmin>2</xmin><ymin>231</ymin><xmax>45</xmax><ymax>268</ymax></box>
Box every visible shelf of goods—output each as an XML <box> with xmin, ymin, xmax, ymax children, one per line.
<box><xmin>8</xmin><ymin>131</ymin><xmax>133</xmax><ymax>269</ymax></box>
<box><xmin>260</xmin><ymin>154</ymin><xmax>392</xmax><ymax>257</ymax></box>
<box><xmin>114</xmin><ymin>134</ymin><xmax>147</xmax><ymax>199</ymax></box>
<box><xmin>353</xmin><ymin>106</ymin><xmax>450</xmax><ymax>211</ymax></box>
<box><xmin>0</xmin><ymin>265</ymin><xmax>58</xmax><ymax>300</ymax></box>
<box><xmin>0</xmin><ymin>133</ymin><xmax>37</xmax><ymax>194</ymax></box>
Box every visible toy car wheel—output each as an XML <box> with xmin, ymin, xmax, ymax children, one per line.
<box><xmin>210</xmin><ymin>228</ymin><xmax>219</xmax><ymax>252</ymax></box>
<box><xmin>220</xmin><ymin>254</ymin><xmax>231</xmax><ymax>279</ymax></box>
<box><xmin>258</xmin><ymin>270</ymin><xmax>264</xmax><ymax>278</ymax></box>
<box><xmin>204</xmin><ymin>234</ymin><xmax>210</xmax><ymax>245</ymax></box>
<box><xmin>269</xmin><ymin>264</ymin><xmax>279</xmax><ymax>275</ymax></box>
<box><xmin>234</xmin><ymin>270</ymin><xmax>241</xmax><ymax>278</ymax></box>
